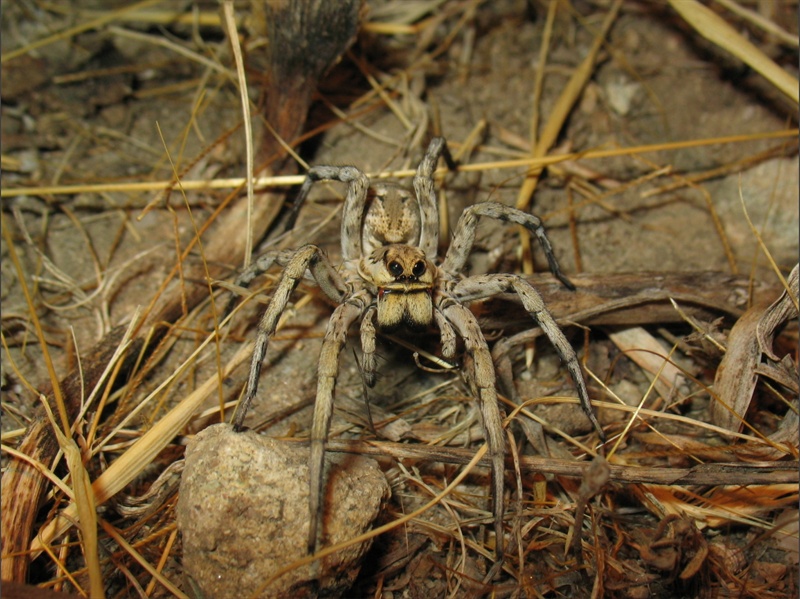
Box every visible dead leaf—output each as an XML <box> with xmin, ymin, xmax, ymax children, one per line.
<box><xmin>711</xmin><ymin>264</ymin><xmax>799</xmax><ymax>433</ymax></box>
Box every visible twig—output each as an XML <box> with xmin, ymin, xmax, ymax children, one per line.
<box><xmin>321</xmin><ymin>439</ymin><xmax>798</xmax><ymax>486</ymax></box>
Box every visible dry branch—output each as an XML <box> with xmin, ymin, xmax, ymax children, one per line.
<box><xmin>478</xmin><ymin>270</ymin><xmax>782</xmax><ymax>331</ymax></box>
<box><xmin>324</xmin><ymin>439</ymin><xmax>799</xmax><ymax>487</ymax></box>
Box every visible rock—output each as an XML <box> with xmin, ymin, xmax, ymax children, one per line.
<box><xmin>715</xmin><ymin>157</ymin><xmax>799</xmax><ymax>269</ymax></box>
<box><xmin>177</xmin><ymin>424</ymin><xmax>390</xmax><ymax>598</ymax></box>
<box><xmin>604</xmin><ymin>77</ymin><xmax>641</xmax><ymax>116</ymax></box>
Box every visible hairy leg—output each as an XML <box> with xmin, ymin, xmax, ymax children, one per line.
<box><xmin>286</xmin><ymin>165</ymin><xmax>370</xmax><ymax>261</ymax></box>
<box><xmin>308</xmin><ymin>300</ymin><xmax>364</xmax><ymax>553</ymax></box>
<box><xmin>443</xmin><ymin>202</ymin><xmax>574</xmax><ymax>289</ymax></box>
<box><xmin>491</xmin><ymin>332</ymin><xmax>556</xmax><ymax>456</ymax></box>
<box><xmin>231</xmin><ymin>245</ymin><xmax>346</xmax><ymax>430</ymax></box>
<box><xmin>454</xmin><ymin>274</ymin><xmax>605</xmax><ymax>440</ymax></box>
<box><xmin>439</xmin><ymin>300</ymin><xmax>507</xmax><ymax>562</ymax></box>
<box><xmin>413</xmin><ymin>137</ymin><xmax>456</xmax><ymax>259</ymax></box>
<box><xmin>224</xmin><ymin>247</ymin><xmax>345</xmax><ymax>317</ymax></box>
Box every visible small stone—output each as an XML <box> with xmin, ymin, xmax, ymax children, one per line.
<box><xmin>177</xmin><ymin>424</ymin><xmax>390</xmax><ymax>598</ymax></box>
<box><xmin>605</xmin><ymin>78</ymin><xmax>641</xmax><ymax>116</ymax></box>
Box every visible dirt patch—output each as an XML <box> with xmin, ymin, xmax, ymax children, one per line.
<box><xmin>2</xmin><ymin>2</ymin><xmax>797</xmax><ymax>597</ymax></box>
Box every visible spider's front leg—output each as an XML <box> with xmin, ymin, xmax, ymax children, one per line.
<box><xmin>453</xmin><ymin>274</ymin><xmax>605</xmax><ymax>441</ymax></box>
<box><xmin>442</xmin><ymin>202</ymin><xmax>575</xmax><ymax>289</ymax></box>
<box><xmin>284</xmin><ymin>165</ymin><xmax>370</xmax><ymax>262</ymax></box>
<box><xmin>413</xmin><ymin>137</ymin><xmax>457</xmax><ymax>258</ymax></box>
<box><xmin>308</xmin><ymin>299</ymin><xmax>364</xmax><ymax>554</ymax></box>
<box><xmin>222</xmin><ymin>250</ymin><xmax>341</xmax><ymax>318</ymax></box>
<box><xmin>439</xmin><ymin>301</ymin><xmax>508</xmax><ymax>562</ymax></box>
<box><xmin>231</xmin><ymin>245</ymin><xmax>346</xmax><ymax>431</ymax></box>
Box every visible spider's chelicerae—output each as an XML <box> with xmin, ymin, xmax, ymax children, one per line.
<box><xmin>228</xmin><ymin>137</ymin><xmax>605</xmax><ymax>560</ymax></box>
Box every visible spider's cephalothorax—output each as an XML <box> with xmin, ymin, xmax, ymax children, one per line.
<box><xmin>227</xmin><ymin>137</ymin><xmax>605</xmax><ymax>563</ymax></box>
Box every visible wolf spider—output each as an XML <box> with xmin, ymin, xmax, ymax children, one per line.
<box><xmin>227</xmin><ymin>137</ymin><xmax>604</xmax><ymax>560</ymax></box>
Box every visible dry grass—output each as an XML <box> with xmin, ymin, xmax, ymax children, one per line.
<box><xmin>1</xmin><ymin>1</ymin><xmax>798</xmax><ymax>597</ymax></box>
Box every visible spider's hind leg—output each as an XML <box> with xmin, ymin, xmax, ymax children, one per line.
<box><xmin>413</xmin><ymin>137</ymin><xmax>457</xmax><ymax>258</ymax></box>
<box><xmin>415</xmin><ymin>137</ymin><xmax>457</xmax><ymax>180</ymax></box>
<box><xmin>222</xmin><ymin>249</ymin><xmax>296</xmax><ymax>318</ymax></box>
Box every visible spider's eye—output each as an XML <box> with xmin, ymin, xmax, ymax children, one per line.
<box><xmin>411</xmin><ymin>260</ymin><xmax>426</xmax><ymax>277</ymax></box>
<box><xmin>388</xmin><ymin>261</ymin><xmax>404</xmax><ymax>277</ymax></box>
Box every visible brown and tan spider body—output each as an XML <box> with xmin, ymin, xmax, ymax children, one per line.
<box><xmin>228</xmin><ymin>138</ymin><xmax>604</xmax><ymax>562</ymax></box>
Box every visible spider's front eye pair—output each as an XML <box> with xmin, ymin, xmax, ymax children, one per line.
<box><xmin>387</xmin><ymin>260</ymin><xmax>426</xmax><ymax>278</ymax></box>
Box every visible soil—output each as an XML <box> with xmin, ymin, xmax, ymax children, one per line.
<box><xmin>1</xmin><ymin>1</ymin><xmax>798</xmax><ymax>598</ymax></box>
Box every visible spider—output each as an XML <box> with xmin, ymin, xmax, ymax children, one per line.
<box><xmin>227</xmin><ymin>137</ymin><xmax>605</xmax><ymax>561</ymax></box>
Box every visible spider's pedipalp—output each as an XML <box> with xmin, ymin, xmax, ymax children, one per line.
<box><xmin>443</xmin><ymin>202</ymin><xmax>575</xmax><ymax>290</ymax></box>
<box><xmin>232</xmin><ymin>244</ymin><xmax>346</xmax><ymax>430</ymax></box>
<box><xmin>359</xmin><ymin>305</ymin><xmax>378</xmax><ymax>387</ymax></box>
<box><xmin>433</xmin><ymin>307</ymin><xmax>457</xmax><ymax>359</ymax></box>
<box><xmin>439</xmin><ymin>301</ymin><xmax>507</xmax><ymax>561</ymax></box>
<box><xmin>308</xmin><ymin>300</ymin><xmax>364</xmax><ymax>554</ymax></box>
<box><xmin>453</xmin><ymin>274</ymin><xmax>605</xmax><ymax>441</ymax></box>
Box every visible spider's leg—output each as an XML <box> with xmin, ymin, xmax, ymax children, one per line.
<box><xmin>283</xmin><ymin>172</ymin><xmax>318</xmax><ymax>233</ymax></box>
<box><xmin>285</xmin><ymin>165</ymin><xmax>370</xmax><ymax>261</ymax></box>
<box><xmin>439</xmin><ymin>300</ymin><xmax>507</xmax><ymax>562</ymax></box>
<box><xmin>232</xmin><ymin>244</ymin><xmax>346</xmax><ymax>430</ymax></box>
<box><xmin>308</xmin><ymin>300</ymin><xmax>364</xmax><ymax>554</ymax></box>
<box><xmin>413</xmin><ymin>137</ymin><xmax>456</xmax><ymax>258</ymax></box>
<box><xmin>359</xmin><ymin>305</ymin><xmax>378</xmax><ymax>387</ymax></box>
<box><xmin>223</xmin><ymin>248</ymin><xmax>297</xmax><ymax>318</ymax></box>
<box><xmin>453</xmin><ymin>275</ymin><xmax>605</xmax><ymax>441</ymax></box>
<box><xmin>433</xmin><ymin>307</ymin><xmax>457</xmax><ymax>359</ymax></box>
<box><xmin>492</xmin><ymin>333</ymin><xmax>554</xmax><ymax>456</ymax></box>
<box><xmin>443</xmin><ymin>202</ymin><xmax>574</xmax><ymax>289</ymax></box>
